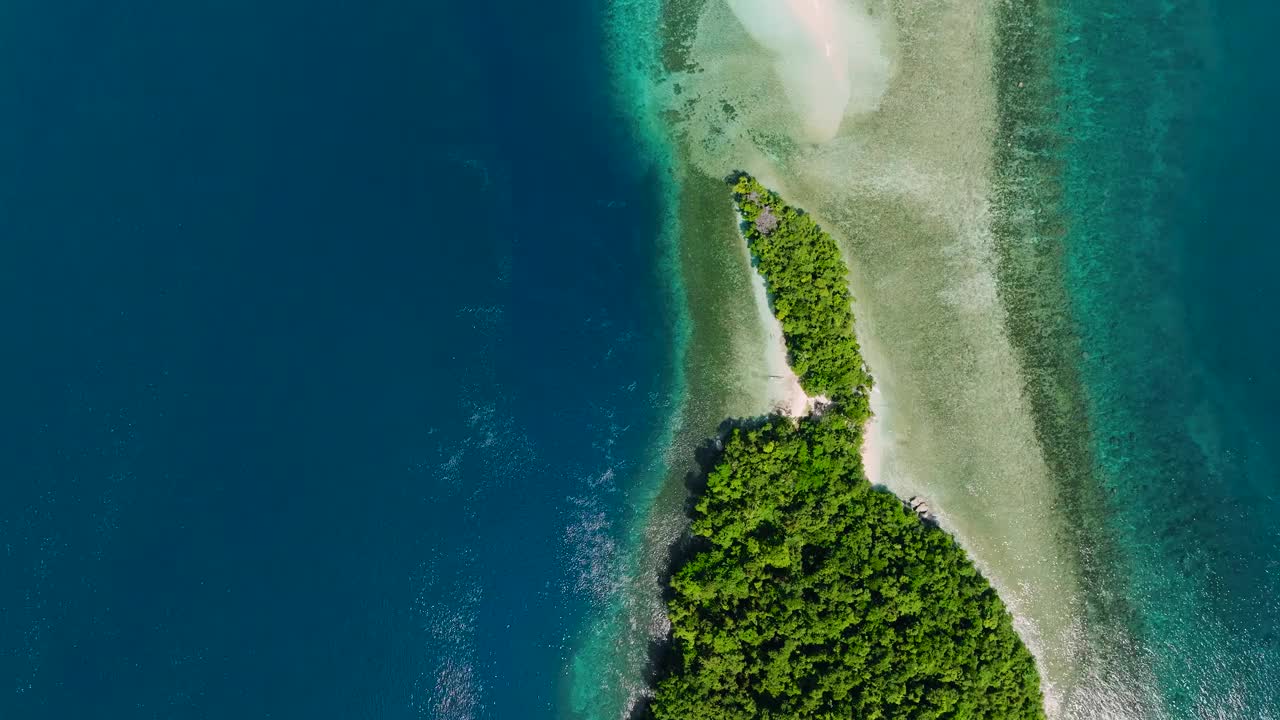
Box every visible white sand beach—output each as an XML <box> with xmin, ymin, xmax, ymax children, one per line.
<box><xmin>747</xmin><ymin>266</ymin><xmax>813</xmax><ymax>418</ymax></box>
<box><xmin>861</xmin><ymin>384</ymin><xmax>886</xmax><ymax>484</ymax></box>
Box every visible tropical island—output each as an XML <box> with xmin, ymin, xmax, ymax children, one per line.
<box><xmin>643</xmin><ymin>176</ymin><xmax>1044</xmax><ymax>719</ymax></box>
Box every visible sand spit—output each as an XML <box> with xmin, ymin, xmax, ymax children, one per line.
<box><xmin>861</xmin><ymin>384</ymin><xmax>886</xmax><ymax>485</ymax></box>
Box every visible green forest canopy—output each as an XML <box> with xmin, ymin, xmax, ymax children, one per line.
<box><xmin>646</xmin><ymin>176</ymin><xmax>1044</xmax><ymax>719</ymax></box>
<box><xmin>731</xmin><ymin>174</ymin><xmax>871</xmax><ymax>399</ymax></box>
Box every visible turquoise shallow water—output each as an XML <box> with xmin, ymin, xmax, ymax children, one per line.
<box><xmin>1054</xmin><ymin>0</ymin><xmax>1280</xmax><ymax>713</ymax></box>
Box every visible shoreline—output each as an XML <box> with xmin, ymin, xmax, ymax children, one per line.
<box><xmin>749</xmin><ymin>269</ymin><xmax>811</xmax><ymax>418</ymax></box>
<box><xmin>740</xmin><ymin>218</ymin><xmax>823</xmax><ymax>419</ymax></box>
<box><xmin>861</xmin><ymin>384</ymin><xmax>885</xmax><ymax>485</ymax></box>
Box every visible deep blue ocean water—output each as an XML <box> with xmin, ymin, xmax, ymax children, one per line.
<box><xmin>0</xmin><ymin>1</ymin><xmax>675</xmax><ymax>718</ymax></box>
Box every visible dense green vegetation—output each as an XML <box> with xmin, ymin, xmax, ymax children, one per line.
<box><xmin>731</xmin><ymin>174</ymin><xmax>871</xmax><ymax>399</ymax></box>
<box><xmin>645</xmin><ymin>177</ymin><xmax>1044</xmax><ymax>719</ymax></box>
<box><xmin>650</xmin><ymin>413</ymin><xmax>1045</xmax><ymax>719</ymax></box>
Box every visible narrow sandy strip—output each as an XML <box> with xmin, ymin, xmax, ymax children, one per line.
<box><xmin>861</xmin><ymin>385</ymin><xmax>886</xmax><ymax>484</ymax></box>
<box><xmin>746</xmin><ymin>267</ymin><xmax>813</xmax><ymax>418</ymax></box>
